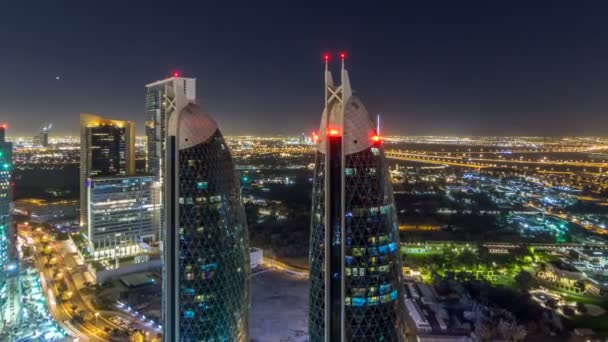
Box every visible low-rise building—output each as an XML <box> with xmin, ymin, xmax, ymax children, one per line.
<box><xmin>13</xmin><ymin>198</ymin><xmax>78</xmax><ymax>224</ymax></box>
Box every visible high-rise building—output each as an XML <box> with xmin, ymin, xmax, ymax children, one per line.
<box><xmin>80</xmin><ymin>114</ymin><xmax>134</xmax><ymax>228</ymax></box>
<box><xmin>33</xmin><ymin>123</ymin><xmax>51</xmax><ymax>147</ymax></box>
<box><xmin>308</xmin><ymin>56</ymin><xmax>406</xmax><ymax>341</ymax></box>
<box><xmin>146</xmin><ymin>75</ymin><xmax>196</xmax><ymax>252</ymax></box>
<box><xmin>0</xmin><ymin>124</ymin><xmax>12</xmax><ymax>326</ymax></box>
<box><xmin>79</xmin><ymin>114</ymin><xmax>135</xmax><ymax>241</ymax></box>
<box><xmin>164</xmin><ymin>103</ymin><xmax>249</xmax><ymax>341</ymax></box>
<box><xmin>145</xmin><ymin>75</ymin><xmax>196</xmax><ymax>180</ymax></box>
<box><xmin>87</xmin><ymin>175</ymin><xmax>158</xmax><ymax>259</ymax></box>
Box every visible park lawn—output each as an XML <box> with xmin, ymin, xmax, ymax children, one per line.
<box><xmin>561</xmin><ymin>293</ymin><xmax>606</xmax><ymax>307</ymax></box>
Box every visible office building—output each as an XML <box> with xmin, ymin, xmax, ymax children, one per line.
<box><xmin>80</xmin><ymin>114</ymin><xmax>159</xmax><ymax>262</ymax></box>
<box><xmin>164</xmin><ymin>103</ymin><xmax>249</xmax><ymax>341</ymax></box>
<box><xmin>87</xmin><ymin>175</ymin><xmax>158</xmax><ymax>259</ymax></box>
<box><xmin>79</xmin><ymin>114</ymin><xmax>135</xmax><ymax>231</ymax></box>
<box><xmin>308</xmin><ymin>56</ymin><xmax>406</xmax><ymax>341</ymax></box>
<box><xmin>13</xmin><ymin>198</ymin><xmax>78</xmax><ymax>224</ymax></box>
<box><xmin>145</xmin><ymin>75</ymin><xmax>195</xmax><ymax>180</ymax></box>
<box><xmin>0</xmin><ymin>124</ymin><xmax>12</xmax><ymax>327</ymax></box>
<box><xmin>0</xmin><ymin>125</ymin><xmax>11</xmax><ymax>272</ymax></box>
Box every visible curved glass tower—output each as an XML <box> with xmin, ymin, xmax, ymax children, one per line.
<box><xmin>164</xmin><ymin>103</ymin><xmax>249</xmax><ymax>341</ymax></box>
<box><xmin>308</xmin><ymin>57</ymin><xmax>405</xmax><ymax>341</ymax></box>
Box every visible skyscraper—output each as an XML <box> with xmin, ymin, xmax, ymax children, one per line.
<box><xmin>87</xmin><ymin>175</ymin><xmax>157</xmax><ymax>259</ymax></box>
<box><xmin>308</xmin><ymin>55</ymin><xmax>406</xmax><ymax>341</ymax></box>
<box><xmin>0</xmin><ymin>124</ymin><xmax>12</xmax><ymax>326</ymax></box>
<box><xmin>79</xmin><ymin>114</ymin><xmax>135</xmax><ymax>239</ymax></box>
<box><xmin>164</xmin><ymin>103</ymin><xmax>249</xmax><ymax>341</ymax></box>
<box><xmin>33</xmin><ymin>123</ymin><xmax>51</xmax><ymax>148</ymax></box>
<box><xmin>145</xmin><ymin>75</ymin><xmax>196</xmax><ymax>181</ymax></box>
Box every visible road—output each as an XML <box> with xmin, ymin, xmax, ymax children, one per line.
<box><xmin>23</xmin><ymin>227</ymin><xmax>126</xmax><ymax>342</ymax></box>
<box><xmin>385</xmin><ymin>150</ymin><xmax>608</xmax><ymax>169</ymax></box>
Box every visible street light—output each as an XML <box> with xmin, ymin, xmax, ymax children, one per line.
<box><xmin>95</xmin><ymin>312</ymin><xmax>100</xmax><ymax>324</ymax></box>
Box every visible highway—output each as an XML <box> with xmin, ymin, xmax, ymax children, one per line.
<box><xmin>385</xmin><ymin>150</ymin><xmax>608</xmax><ymax>169</ymax></box>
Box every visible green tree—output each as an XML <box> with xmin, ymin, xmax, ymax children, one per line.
<box><xmin>514</xmin><ymin>271</ymin><xmax>536</xmax><ymax>292</ymax></box>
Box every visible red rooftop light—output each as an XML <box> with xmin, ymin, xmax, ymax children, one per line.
<box><xmin>339</xmin><ymin>51</ymin><xmax>346</xmax><ymax>59</ymax></box>
<box><xmin>371</xmin><ymin>135</ymin><xmax>382</xmax><ymax>143</ymax></box>
<box><xmin>323</xmin><ymin>53</ymin><xmax>330</xmax><ymax>62</ymax></box>
<box><xmin>0</xmin><ymin>124</ymin><xmax>7</xmax><ymax>129</ymax></box>
<box><xmin>328</xmin><ymin>129</ymin><xmax>340</xmax><ymax>137</ymax></box>
<box><xmin>173</xmin><ymin>71</ymin><xmax>180</xmax><ymax>77</ymax></box>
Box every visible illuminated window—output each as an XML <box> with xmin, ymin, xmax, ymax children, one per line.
<box><xmin>183</xmin><ymin>310</ymin><xmax>195</xmax><ymax>318</ymax></box>
<box><xmin>352</xmin><ymin>297</ymin><xmax>366</xmax><ymax>307</ymax></box>
<box><xmin>196</xmin><ymin>181</ymin><xmax>208</xmax><ymax>190</ymax></box>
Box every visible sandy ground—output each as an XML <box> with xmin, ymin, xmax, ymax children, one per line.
<box><xmin>250</xmin><ymin>269</ymin><xmax>309</xmax><ymax>341</ymax></box>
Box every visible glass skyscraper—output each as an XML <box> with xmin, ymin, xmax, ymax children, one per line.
<box><xmin>308</xmin><ymin>58</ymin><xmax>406</xmax><ymax>341</ymax></box>
<box><xmin>0</xmin><ymin>124</ymin><xmax>12</xmax><ymax>326</ymax></box>
<box><xmin>146</xmin><ymin>75</ymin><xmax>195</xmax><ymax>180</ymax></box>
<box><xmin>0</xmin><ymin>126</ymin><xmax>11</xmax><ymax>271</ymax></box>
<box><xmin>87</xmin><ymin>175</ymin><xmax>158</xmax><ymax>259</ymax></box>
<box><xmin>80</xmin><ymin>114</ymin><xmax>135</xmax><ymax>230</ymax></box>
<box><xmin>164</xmin><ymin>103</ymin><xmax>249</xmax><ymax>341</ymax></box>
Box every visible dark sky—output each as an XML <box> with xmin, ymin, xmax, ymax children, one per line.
<box><xmin>2</xmin><ymin>1</ymin><xmax>608</xmax><ymax>136</ymax></box>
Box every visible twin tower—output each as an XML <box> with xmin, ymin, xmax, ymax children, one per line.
<box><xmin>162</xmin><ymin>56</ymin><xmax>405</xmax><ymax>341</ymax></box>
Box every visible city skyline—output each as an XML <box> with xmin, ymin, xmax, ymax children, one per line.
<box><xmin>3</xmin><ymin>2</ymin><xmax>608</xmax><ymax>136</ymax></box>
<box><xmin>4</xmin><ymin>3</ymin><xmax>608</xmax><ymax>341</ymax></box>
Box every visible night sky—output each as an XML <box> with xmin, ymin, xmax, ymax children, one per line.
<box><xmin>2</xmin><ymin>2</ymin><xmax>608</xmax><ymax>136</ymax></box>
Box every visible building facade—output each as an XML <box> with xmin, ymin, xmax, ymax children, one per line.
<box><xmin>0</xmin><ymin>126</ymin><xmax>11</xmax><ymax>273</ymax></box>
<box><xmin>308</xmin><ymin>58</ymin><xmax>406</xmax><ymax>341</ymax></box>
<box><xmin>0</xmin><ymin>124</ymin><xmax>12</xmax><ymax>326</ymax></box>
<box><xmin>80</xmin><ymin>114</ymin><xmax>135</xmax><ymax>231</ymax></box>
<box><xmin>145</xmin><ymin>76</ymin><xmax>195</xmax><ymax>181</ymax></box>
<box><xmin>87</xmin><ymin>175</ymin><xmax>158</xmax><ymax>259</ymax></box>
<box><xmin>13</xmin><ymin>198</ymin><xmax>78</xmax><ymax>224</ymax></box>
<box><xmin>164</xmin><ymin>103</ymin><xmax>249</xmax><ymax>341</ymax></box>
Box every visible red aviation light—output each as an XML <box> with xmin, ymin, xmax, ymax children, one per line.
<box><xmin>371</xmin><ymin>134</ymin><xmax>383</xmax><ymax>145</ymax></box>
<box><xmin>323</xmin><ymin>53</ymin><xmax>330</xmax><ymax>62</ymax></box>
<box><xmin>173</xmin><ymin>71</ymin><xmax>180</xmax><ymax>77</ymax></box>
<box><xmin>0</xmin><ymin>123</ymin><xmax>7</xmax><ymax>129</ymax></box>
<box><xmin>328</xmin><ymin>128</ymin><xmax>341</xmax><ymax>137</ymax></box>
<box><xmin>339</xmin><ymin>51</ymin><xmax>346</xmax><ymax>59</ymax></box>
